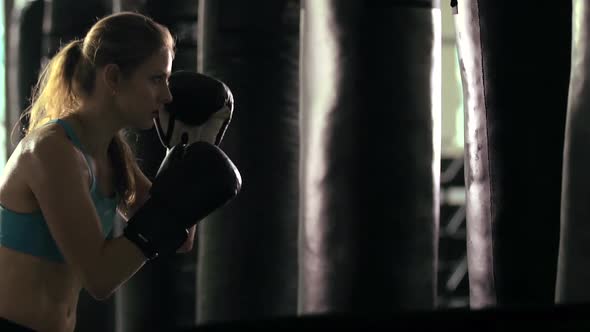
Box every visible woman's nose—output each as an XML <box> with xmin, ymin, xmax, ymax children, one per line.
<box><xmin>162</xmin><ymin>85</ymin><xmax>173</xmax><ymax>104</ymax></box>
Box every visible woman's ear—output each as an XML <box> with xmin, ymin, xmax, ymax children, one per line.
<box><xmin>103</xmin><ymin>63</ymin><xmax>121</xmax><ymax>95</ymax></box>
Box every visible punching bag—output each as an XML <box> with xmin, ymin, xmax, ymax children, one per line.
<box><xmin>453</xmin><ymin>0</ymin><xmax>571</xmax><ymax>308</ymax></box>
<box><xmin>196</xmin><ymin>0</ymin><xmax>300</xmax><ymax>323</ymax></box>
<box><xmin>111</xmin><ymin>1</ymin><xmax>200</xmax><ymax>331</ymax></box>
<box><xmin>42</xmin><ymin>0</ymin><xmax>109</xmax><ymax>57</ymax></box>
<box><xmin>556</xmin><ymin>1</ymin><xmax>590</xmax><ymax>303</ymax></box>
<box><xmin>299</xmin><ymin>0</ymin><xmax>441</xmax><ymax>313</ymax></box>
<box><xmin>6</xmin><ymin>0</ymin><xmax>44</xmax><ymax>148</ymax></box>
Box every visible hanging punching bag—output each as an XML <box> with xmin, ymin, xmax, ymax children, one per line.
<box><xmin>7</xmin><ymin>0</ymin><xmax>44</xmax><ymax>147</ymax></box>
<box><xmin>156</xmin><ymin>3</ymin><xmax>201</xmax><ymax>325</ymax></box>
<box><xmin>145</xmin><ymin>0</ymin><xmax>199</xmax><ymax>70</ymax></box>
<box><xmin>42</xmin><ymin>0</ymin><xmax>109</xmax><ymax>57</ymax></box>
<box><xmin>112</xmin><ymin>1</ymin><xmax>201</xmax><ymax>330</ymax></box>
<box><xmin>453</xmin><ymin>0</ymin><xmax>571</xmax><ymax>308</ymax></box>
<box><xmin>42</xmin><ymin>1</ymin><xmax>115</xmax><ymax>331</ymax></box>
<box><xmin>299</xmin><ymin>0</ymin><xmax>441</xmax><ymax>313</ymax></box>
<box><xmin>556</xmin><ymin>1</ymin><xmax>590</xmax><ymax>304</ymax></box>
<box><xmin>196</xmin><ymin>0</ymin><xmax>300</xmax><ymax>323</ymax></box>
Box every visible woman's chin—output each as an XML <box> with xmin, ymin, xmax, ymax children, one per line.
<box><xmin>132</xmin><ymin>119</ymin><xmax>156</xmax><ymax>131</ymax></box>
<box><xmin>142</xmin><ymin>121</ymin><xmax>155</xmax><ymax>130</ymax></box>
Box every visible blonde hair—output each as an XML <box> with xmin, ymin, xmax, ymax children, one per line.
<box><xmin>12</xmin><ymin>12</ymin><xmax>175</xmax><ymax>210</ymax></box>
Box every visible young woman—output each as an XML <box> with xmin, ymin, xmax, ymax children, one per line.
<box><xmin>0</xmin><ymin>12</ymin><xmax>198</xmax><ymax>331</ymax></box>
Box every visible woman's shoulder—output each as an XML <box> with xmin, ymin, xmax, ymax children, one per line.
<box><xmin>19</xmin><ymin>122</ymin><xmax>68</xmax><ymax>154</ymax></box>
<box><xmin>17</xmin><ymin>122</ymin><xmax>86</xmax><ymax>179</ymax></box>
<box><xmin>0</xmin><ymin>123</ymin><xmax>75</xmax><ymax>210</ymax></box>
<box><xmin>20</xmin><ymin>123</ymin><xmax>89</xmax><ymax>192</ymax></box>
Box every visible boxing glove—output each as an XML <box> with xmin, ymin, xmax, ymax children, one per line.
<box><xmin>124</xmin><ymin>141</ymin><xmax>242</xmax><ymax>260</ymax></box>
<box><xmin>154</xmin><ymin>70</ymin><xmax>234</xmax><ymax>148</ymax></box>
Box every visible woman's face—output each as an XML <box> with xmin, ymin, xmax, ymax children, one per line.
<box><xmin>116</xmin><ymin>48</ymin><xmax>173</xmax><ymax>130</ymax></box>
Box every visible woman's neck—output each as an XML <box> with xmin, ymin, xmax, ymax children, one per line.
<box><xmin>63</xmin><ymin>109</ymin><xmax>122</xmax><ymax>159</ymax></box>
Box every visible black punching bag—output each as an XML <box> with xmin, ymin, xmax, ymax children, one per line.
<box><xmin>453</xmin><ymin>0</ymin><xmax>571</xmax><ymax>308</ymax></box>
<box><xmin>299</xmin><ymin>0</ymin><xmax>441</xmax><ymax>313</ymax></box>
<box><xmin>556</xmin><ymin>1</ymin><xmax>590</xmax><ymax>304</ymax></box>
<box><xmin>42</xmin><ymin>0</ymin><xmax>109</xmax><ymax>57</ymax></box>
<box><xmin>7</xmin><ymin>0</ymin><xmax>44</xmax><ymax>147</ymax></box>
<box><xmin>196</xmin><ymin>0</ymin><xmax>300</xmax><ymax>323</ymax></box>
<box><xmin>145</xmin><ymin>1</ymin><xmax>200</xmax><ymax>328</ymax></box>
<box><xmin>111</xmin><ymin>1</ymin><xmax>200</xmax><ymax>330</ymax></box>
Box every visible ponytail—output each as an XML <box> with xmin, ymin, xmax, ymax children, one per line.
<box><xmin>109</xmin><ymin>132</ymin><xmax>137</xmax><ymax>209</ymax></box>
<box><xmin>12</xmin><ymin>39</ymin><xmax>85</xmax><ymax>142</ymax></box>
<box><xmin>63</xmin><ymin>40</ymin><xmax>84</xmax><ymax>93</ymax></box>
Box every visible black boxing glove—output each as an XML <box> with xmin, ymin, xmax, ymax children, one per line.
<box><xmin>123</xmin><ymin>142</ymin><xmax>242</xmax><ymax>260</ymax></box>
<box><xmin>154</xmin><ymin>70</ymin><xmax>234</xmax><ymax>148</ymax></box>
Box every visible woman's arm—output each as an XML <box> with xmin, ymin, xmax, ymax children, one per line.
<box><xmin>26</xmin><ymin>133</ymin><xmax>146</xmax><ymax>300</ymax></box>
<box><xmin>117</xmin><ymin>161</ymin><xmax>196</xmax><ymax>253</ymax></box>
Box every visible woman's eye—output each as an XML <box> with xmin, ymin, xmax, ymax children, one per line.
<box><xmin>152</xmin><ymin>77</ymin><xmax>170</xmax><ymax>86</ymax></box>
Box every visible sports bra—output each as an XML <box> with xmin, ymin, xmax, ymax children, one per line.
<box><xmin>0</xmin><ymin>119</ymin><xmax>117</xmax><ymax>262</ymax></box>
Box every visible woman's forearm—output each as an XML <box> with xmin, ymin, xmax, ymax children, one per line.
<box><xmin>88</xmin><ymin>236</ymin><xmax>147</xmax><ymax>300</ymax></box>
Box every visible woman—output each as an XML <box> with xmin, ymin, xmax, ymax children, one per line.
<box><xmin>0</xmin><ymin>12</ymin><xmax>197</xmax><ymax>331</ymax></box>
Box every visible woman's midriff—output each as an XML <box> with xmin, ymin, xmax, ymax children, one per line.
<box><xmin>0</xmin><ymin>247</ymin><xmax>81</xmax><ymax>332</ymax></box>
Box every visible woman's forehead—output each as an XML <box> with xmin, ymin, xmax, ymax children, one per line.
<box><xmin>139</xmin><ymin>49</ymin><xmax>173</xmax><ymax>73</ymax></box>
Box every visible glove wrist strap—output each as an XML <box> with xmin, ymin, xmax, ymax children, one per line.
<box><xmin>123</xmin><ymin>227</ymin><xmax>160</xmax><ymax>260</ymax></box>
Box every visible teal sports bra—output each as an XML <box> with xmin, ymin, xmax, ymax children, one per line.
<box><xmin>0</xmin><ymin>119</ymin><xmax>118</xmax><ymax>262</ymax></box>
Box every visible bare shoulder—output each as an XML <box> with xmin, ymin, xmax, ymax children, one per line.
<box><xmin>1</xmin><ymin>123</ymin><xmax>65</xmax><ymax>174</ymax></box>
<box><xmin>20</xmin><ymin>123</ymin><xmax>88</xmax><ymax>186</ymax></box>
<box><xmin>0</xmin><ymin>123</ymin><xmax>87</xmax><ymax>212</ymax></box>
<box><xmin>21</xmin><ymin>122</ymin><xmax>75</xmax><ymax>158</ymax></box>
